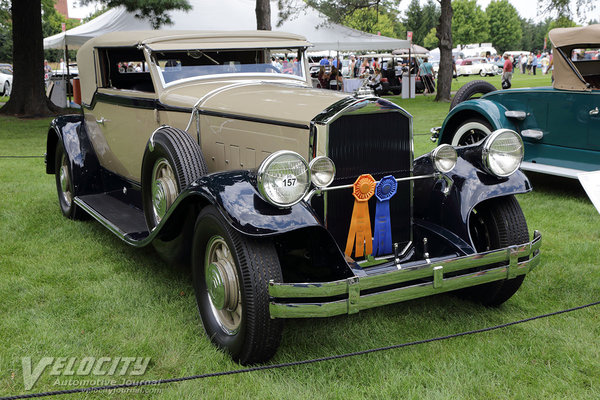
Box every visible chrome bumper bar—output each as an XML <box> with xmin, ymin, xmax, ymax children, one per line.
<box><xmin>269</xmin><ymin>231</ymin><xmax>541</xmax><ymax>318</ymax></box>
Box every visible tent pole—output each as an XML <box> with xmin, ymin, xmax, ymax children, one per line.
<box><xmin>408</xmin><ymin>47</ymin><xmax>411</xmax><ymax>98</ymax></box>
<box><xmin>65</xmin><ymin>44</ymin><xmax>71</xmax><ymax>107</ymax></box>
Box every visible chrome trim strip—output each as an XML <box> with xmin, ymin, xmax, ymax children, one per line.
<box><xmin>304</xmin><ymin>174</ymin><xmax>435</xmax><ymax>202</ymax></box>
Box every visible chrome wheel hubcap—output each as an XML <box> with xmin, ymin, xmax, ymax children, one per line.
<box><xmin>205</xmin><ymin>236</ymin><xmax>242</xmax><ymax>335</ymax></box>
<box><xmin>60</xmin><ymin>154</ymin><xmax>72</xmax><ymax>207</ymax></box>
<box><xmin>151</xmin><ymin>158</ymin><xmax>177</xmax><ymax>224</ymax></box>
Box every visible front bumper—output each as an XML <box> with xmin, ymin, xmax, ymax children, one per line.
<box><xmin>269</xmin><ymin>231</ymin><xmax>541</xmax><ymax>318</ymax></box>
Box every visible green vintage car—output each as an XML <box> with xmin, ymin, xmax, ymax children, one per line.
<box><xmin>435</xmin><ymin>25</ymin><xmax>600</xmax><ymax>178</ymax></box>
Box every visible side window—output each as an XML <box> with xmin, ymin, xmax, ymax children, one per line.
<box><xmin>97</xmin><ymin>47</ymin><xmax>155</xmax><ymax>93</ymax></box>
<box><xmin>569</xmin><ymin>47</ymin><xmax>600</xmax><ymax>89</ymax></box>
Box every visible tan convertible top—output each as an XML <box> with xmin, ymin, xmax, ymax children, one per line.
<box><xmin>549</xmin><ymin>24</ymin><xmax>600</xmax><ymax>91</ymax></box>
<box><xmin>85</xmin><ymin>30</ymin><xmax>311</xmax><ymax>49</ymax></box>
<box><xmin>77</xmin><ymin>30</ymin><xmax>311</xmax><ymax>105</ymax></box>
<box><xmin>549</xmin><ymin>24</ymin><xmax>600</xmax><ymax>48</ymax></box>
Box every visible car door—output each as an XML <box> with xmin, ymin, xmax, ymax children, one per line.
<box><xmin>86</xmin><ymin>48</ymin><xmax>160</xmax><ymax>183</ymax></box>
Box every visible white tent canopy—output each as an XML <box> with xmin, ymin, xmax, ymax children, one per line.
<box><xmin>44</xmin><ymin>0</ymin><xmax>408</xmax><ymax>52</ymax></box>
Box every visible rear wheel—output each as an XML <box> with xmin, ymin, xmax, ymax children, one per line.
<box><xmin>450</xmin><ymin>79</ymin><xmax>497</xmax><ymax>110</ymax></box>
<box><xmin>3</xmin><ymin>81</ymin><xmax>9</xmax><ymax>96</ymax></box>
<box><xmin>54</xmin><ymin>143</ymin><xmax>85</xmax><ymax>220</ymax></box>
<box><xmin>192</xmin><ymin>206</ymin><xmax>283</xmax><ymax>364</ymax></box>
<box><xmin>464</xmin><ymin>195</ymin><xmax>529</xmax><ymax>306</ymax></box>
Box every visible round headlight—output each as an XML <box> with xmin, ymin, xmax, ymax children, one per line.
<box><xmin>431</xmin><ymin>144</ymin><xmax>457</xmax><ymax>173</ymax></box>
<box><xmin>309</xmin><ymin>156</ymin><xmax>336</xmax><ymax>187</ymax></box>
<box><xmin>482</xmin><ymin>129</ymin><xmax>524</xmax><ymax>177</ymax></box>
<box><xmin>257</xmin><ymin>150</ymin><xmax>311</xmax><ymax>207</ymax></box>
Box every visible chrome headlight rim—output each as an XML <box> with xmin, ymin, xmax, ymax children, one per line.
<box><xmin>431</xmin><ymin>143</ymin><xmax>458</xmax><ymax>173</ymax></box>
<box><xmin>257</xmin><ymin>150</ymin><xmax>311</xmax><ymax>208</ymax></box>
<box><xmin>482</xmin><ymin>128</ymin><xmax>524</xmax><ymax>178</ymax></box>
<box><xmin>309</xmin><ymin>156</ymin><xmax>336</xmax><ymax>188</ymax></box>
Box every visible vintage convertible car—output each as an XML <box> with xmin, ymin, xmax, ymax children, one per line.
<box><xmin>46</xmin><ymin>30</ymin><xmax>541</xmax><ymax>364</ymax></box>
<box><xmin>434</xmin><ymin>25</ymin><xmax>600</xmax><ymax>178</ymax></box>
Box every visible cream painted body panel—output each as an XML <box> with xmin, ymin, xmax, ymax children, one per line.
<box><xmin>85</xmin><ymin>89</ymin><xmax>160</xmax><ymax>182</ymax></box>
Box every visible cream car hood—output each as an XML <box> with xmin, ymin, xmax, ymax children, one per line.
<box><xmin>159</xmin><ymin>80</ymin><xmax>350</xmax><ymax>127</ymax></box>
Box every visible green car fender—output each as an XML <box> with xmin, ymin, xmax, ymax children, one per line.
<box><xmin>437</xmin><ymin>99</ymin><xmax>519</xmax><ymax>145</ymax></box>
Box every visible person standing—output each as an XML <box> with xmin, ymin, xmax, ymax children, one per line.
<box><xmin>419</xmin><ymin>57</ymin><xmax>434</xmax><ymax>94</ymax></box>
<box><xmin>502</xmin><ymin>54</ymin><xmax>513</xmax><ymax>89</ymax></box>
<box><xmin>349</xmin><ymin>55</ymin><xmax>356</xmax><ymax>78</ymax></box>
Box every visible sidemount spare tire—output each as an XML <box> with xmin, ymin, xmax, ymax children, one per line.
<box><xmin>450</xmin><ymin>80</ymin><xmax>497</xmax><ymax>110</ymax></box>
<box><xmin>141</xmin><ymin>126</ymin><xmax>207</xmax><ymax>230</ymax></box>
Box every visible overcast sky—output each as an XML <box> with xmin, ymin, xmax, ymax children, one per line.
<box><xmin>68</xmin><ymin>0</ymin><xmax>570</xmax><ymax>23</ymax></box>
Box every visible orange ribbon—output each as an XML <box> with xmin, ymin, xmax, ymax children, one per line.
<box><xmin>345</xmin><ymin>174</ymin><xmax>376</xmax><ymax>258</ymax></box>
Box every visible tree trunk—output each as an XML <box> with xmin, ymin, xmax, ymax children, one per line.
<box><xmin>0</xmin><ymin>0</ymin><xmax>60</xmax><ymax>117</ymax></box>
<box><xmin>434</xmin><ymin>0</ymin><xmax>452</xmax><ymax>102</ymax></box>
<box><xmin>255</xmin><ymin>0</ymin><xmax>272</xmax><ymax>30</ymax></box>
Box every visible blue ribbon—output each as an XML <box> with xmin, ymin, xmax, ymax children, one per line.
<box><xmin>372</xmin><ymin>175</ymin><xmax>397</xmax><ymax>256</ymax></box>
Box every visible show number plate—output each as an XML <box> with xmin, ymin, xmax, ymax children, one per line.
<box><xmin>281</xmin><ymin>175</ymin><xmax>297</xmax><ymax>188</ymax></box>
<box><xmin>578</xmin><ymin>171</ymin><xmax>600</xmax><ymax>214</ymax></box>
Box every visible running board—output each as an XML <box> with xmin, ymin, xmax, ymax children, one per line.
<box><xmin>74</xmin><ymin>193</ymin><xmax>150</xmax><ymax>245</ymax></box>
<box><xmin>520</xmin><ymin>162</ymin><xmax>587</xmax><ymax>179</ymax></box>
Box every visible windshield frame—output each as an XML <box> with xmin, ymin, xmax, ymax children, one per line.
<box><xmin>150</xmin><ymin>46</ymin><xmax>308</xmax><ymax>89</ymax></box>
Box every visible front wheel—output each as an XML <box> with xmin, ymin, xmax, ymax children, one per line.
<box><xmin>464</xmin><ymin>195</ymin><xmax>529</xmax><ymax>306</ymax></box>
<box><xmin>449</xmin><ymin>117</ymin><xmax>493</xmax><ymax>146</ymax></box>
<box><xmin>192</xmin><ymin>206</ymin><xmax>284</xmax><ymax>364</ymax></box>
<box><xmin>479</xmin><ymin>69</ymin><xmax>486</xmax><ymax>77</ymax></box>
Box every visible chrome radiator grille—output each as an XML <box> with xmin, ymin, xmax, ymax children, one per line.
<box><xmin>322</xmin><ymin>111</ymin><xmax>413</xmax><ymax>254</ymax></box>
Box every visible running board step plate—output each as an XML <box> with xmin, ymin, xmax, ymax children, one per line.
<box><xmin>75</xmin><ymin>193</ymin><xmax>149</xmax><ymax>242</ymax></box>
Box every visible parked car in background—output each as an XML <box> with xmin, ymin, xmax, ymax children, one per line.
<box><xmin>47</xmin><ymin>30</ymin><xmax>541</xmax><ymax>364</ymax></box>
<box><xmin>456</xmin><ymin>57</ymin><xmax>498</xmax><ymax>76</ymax></box>
<box><xmin>0</xmin><ymin>65</ymin><xmax>12</xmax><ymax>96</ymax></box>
<box><xmin>434</xmin><ymin>25</ymin><xmax>600</xmax><ymax>179</ymax></box>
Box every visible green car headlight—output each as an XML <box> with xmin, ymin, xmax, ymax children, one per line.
<box><xmin>482</xmin><ymin>129</ymin><xmax>524</xmax><ymax>177</ymax></box>
<box><xmin>257</xmin><ymin>150</ymin><xmax>311</xmax><ymax>207</ymax></box>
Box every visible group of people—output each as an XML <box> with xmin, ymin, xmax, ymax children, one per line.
<box><xmin>502</xmin><ymin>51</ymin><xmax>554</xmax><ymax>89</ymax></box>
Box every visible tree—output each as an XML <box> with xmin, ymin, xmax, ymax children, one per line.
<box><xmin>540</xmin><ymin>0</ymin><xmax>596</xmax><ymax>20</ymax></box>
<box><xmin>0</xmin><ymin>0</ymin><xmax>190</xmax><ymax>118</ymax></box>
<box><xmin>451</xmin><ymin>0</ymin><xmax>488</xmax><ymax>45</ymax></box>
<box><xmin>256</xmin><ymin>0</ymin><xmax>271</xmax><ymax>30</ymax></box>
<box><xmin>435</xmin><ymin>0</ymin><xmax>452</xmax><ymax>102</ymax></box>
<box><xmin>520</xmin><ymin>18</ymin><xmax>550</xmax><ymax>52</ymax></box>
<box><xmin>423</xmin><ymin>27</ymin><xmax>438</xmax><ymax>49</ymax></box>
<box><xmin>344</xmin><ymin>8</ymin><xmax>397</xmax><ymax>38</ymax></box>
<box><xmin>279</xmin><ymin>0</ymin><xmax>400</xmax><ymax>26</ymax></box>
<box><xmin>419</xmin><ymin>0</ymin><xmax>440</xmax><ymax>46</ymax></box>
<box><xmin>485</xmin><ymin>0</ymin><xmax>521</xmax><ymax>54</ymax></box>
<box><xmin>402</xmin><ymin>0</ymin><xmax>423</xmax><ymax>43</ymax></box>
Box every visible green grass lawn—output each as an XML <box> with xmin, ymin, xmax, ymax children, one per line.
<box><xmin>1</xmin><ymin>77</ymin><xmax>599</xmax><ymax>399</ymax></box>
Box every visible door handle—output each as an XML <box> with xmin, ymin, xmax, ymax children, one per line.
<box><xmin>590</xmin><ymin>107</ymin><xmax>599</xmax><ymax>116</ymax></box>
<box><xmin>96</xmin><ymin>117</ymin><xmax>108</xmax><ymax>125</ymax></box>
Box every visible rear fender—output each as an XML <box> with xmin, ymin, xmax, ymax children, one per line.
<box><xmin>46</xmin><ymin>114</ymin><xmax>101</xmax><ymax>195</ymax></box>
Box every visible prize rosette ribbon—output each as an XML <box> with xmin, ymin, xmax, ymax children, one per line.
<box><xmin>372</xmin><ymin>175</ymin><xmax>397</xmax><ymax>256</ymax></box>
<box><xmin>345</xmin><ymin>174</ymin><xmax>376</xmax><ymax>258</ymax></box>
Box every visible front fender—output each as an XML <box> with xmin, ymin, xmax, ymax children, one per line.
<box><xmin>182</xmin><ymin>170</ymin><xmax>322</xmax><ymax>237</ymax></box>
<box><xmin>413</xmin><ymin>149</ymin><xmax>532</xmax><ymax>248</ymax></box>
<box><xmin>438</xmin><ymin>99</ymin><xmax>518</xmax><ymax>144</ymax></box>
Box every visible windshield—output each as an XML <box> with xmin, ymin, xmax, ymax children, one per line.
<box><xmin>154</xmin><ymin>48</ymin><xmax>306</xmax><ymax>86</ymax></box>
